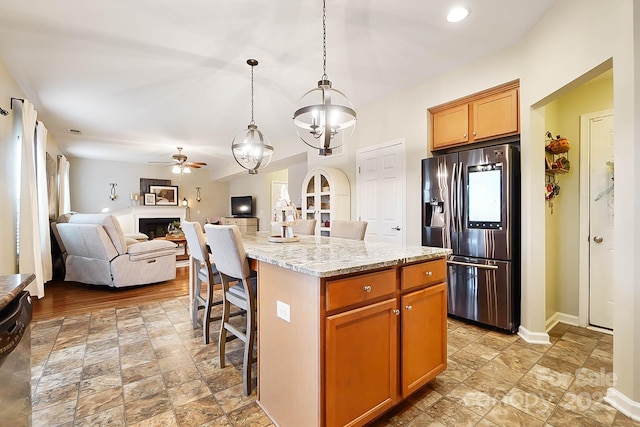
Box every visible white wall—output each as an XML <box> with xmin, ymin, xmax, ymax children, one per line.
<box><xmin>0</xmin><ymin>61</ymin><xmax>22</xmax><ymax>274</ymax></box>
<box><xmin>287</xmin><ymin>161</ymin><xmax>308</xmax><ymax>208</ymax></box>
<box><xmin>69</xmin><ymin>157</ymin><xmax>229</xmax><ymax>225</ymax></box>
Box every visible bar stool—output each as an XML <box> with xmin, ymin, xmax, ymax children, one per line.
<box><xmin>182</xmin><ymin>221</ymin><xmax>224</xmax><ymax>345</ymax></box>
<box><xmin>292</xmin><ymin>219</ymin><xmax>317</xmax><ymax>235</ymax></box>
<box><xmin>204</xmin><ymin>224</ymin><xmax>257</xmax><ymax>395</ymax></box>
<box><xmin>331</xmin><ymin>220</ymin><xmax>368</xmax><ymax>240</ymax></box>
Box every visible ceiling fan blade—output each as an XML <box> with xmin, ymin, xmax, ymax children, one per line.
<box><xmin>148</xmin><ymin>161</ymin><xmax>175</xmax><ymax>164</ymax></box>
<box><xmin>190</xmin><ymin>161</ymin><xmax>208</xmax><ymax>165</ymax></box>
<box><xmin>186</xmin><ymin>163</ymin><xmax>202</xmax><ymax>169</ymax></box>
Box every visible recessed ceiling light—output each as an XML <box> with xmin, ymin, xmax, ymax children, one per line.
<box><xmin>447</xmin><ymin>6</ymin><xmax>470</xmax><ymax>23</ymax></box>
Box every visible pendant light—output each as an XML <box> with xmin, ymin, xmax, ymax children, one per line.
<box><xmin>293</xmin><ymin>0</ymin><xmax>356</xmax><ymax>156</ymax></box>
<box><xmin>232</xmin><ymin>59</ymin><xmax>274</xmax><ymax>174</ymax></box>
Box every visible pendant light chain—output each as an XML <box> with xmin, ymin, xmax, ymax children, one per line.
<box><xmin>322</xmin><ymin>0</ymin><xmax>327</xmax><ymax>80</ymax></box>
<box><xmin>250</xmin><ymin>62</ymin><xmax>255</xmax><ymax>125</ymax></box>
<box><xmin>292</xmin><ymin>0</ymin><xmax>356</xmax><ymax>156</ymax></box>
<box><xmin>232</xmin><ymin>58</ymin><xmax>274</xmax><ymax>174</ymax></box>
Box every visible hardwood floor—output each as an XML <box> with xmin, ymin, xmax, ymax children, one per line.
<box><xmin>32</xmin><ymin>266</ymin><xmax>191</xmax><ymax>321</ymax></box>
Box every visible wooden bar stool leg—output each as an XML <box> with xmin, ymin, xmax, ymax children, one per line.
<box><xmin>242</xmin><ymin>280</ymin><xmax>256</xmax><ymax>395</ymax></box>
<box><xmin>202</xmin><ymin>279</ymin><xmax>214</xmax><ymax>345</ymax></box>
<box><xmin>218</xmin><ymin>277</ymin><xmax>231</xmax><ymax>368</ymax></box>
<box><xmin>191</xmin><ymin>277</ymin><xmax>200</xmax><ymax>330</ymax></box>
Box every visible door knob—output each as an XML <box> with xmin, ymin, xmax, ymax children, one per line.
<box><xmin>391</xmin><ymin>226</ymin><xmax>401</xmax><ymax>231</ymax></box>
<box><xmin>593</xmin><ymin>236</ymin><xmax>604</xmax><ymax>243</ymax></box>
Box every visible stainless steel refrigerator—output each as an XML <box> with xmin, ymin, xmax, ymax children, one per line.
<box><xmin>422</xmin><ymin>142</ymin><xmax>520</xmax><ymax>333</ymax></box>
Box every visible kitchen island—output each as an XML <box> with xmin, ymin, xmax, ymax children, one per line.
<box><xmin>241</xmin><ymin>233</ymin><xmax>451</xmax><ymax>427</ymax></box>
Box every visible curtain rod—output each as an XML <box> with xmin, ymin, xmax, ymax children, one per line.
<box><xmin>10</xmin><ymin>97</ymin><xmax>24</xmax><ymax>109</ymax></box>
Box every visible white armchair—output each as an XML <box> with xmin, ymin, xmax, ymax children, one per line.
<box><xmin>56</xmin><ymin>214</ymin><xmax>177</xmax><ymax>287</ymax></box>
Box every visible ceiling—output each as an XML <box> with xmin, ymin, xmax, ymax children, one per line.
<box><xmin>0</xmin><ymin>0</ymin><xmax>557</xmax><ymax>178</ymax></box>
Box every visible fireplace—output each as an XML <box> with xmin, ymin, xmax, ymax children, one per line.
<box><xmin>139</xmin><ymin>217</ymin><xmax>180</xmax><ymax>239</ymax></box>
<box><xmin>112</xmin><ymin>206</ymin><xmax>187</xmax><ymax>236</ymax></box>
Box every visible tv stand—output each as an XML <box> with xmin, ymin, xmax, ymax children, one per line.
<box><xmin>220</xmin><ymin>217</ymin><xmax>258</xmax><ymax>234</ymax></box>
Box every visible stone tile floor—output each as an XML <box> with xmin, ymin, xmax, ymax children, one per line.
<box><xmin>30</xmin><ymin>295</ymin><xmax>640</xmax><ymax>426</ymax></box>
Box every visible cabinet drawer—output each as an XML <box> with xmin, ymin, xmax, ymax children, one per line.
<box><xmin>401</xmin><ymin>259</ymin><xmax>446</xmax><ymax>290</ymax></box>
<box><xmin>326</xmin><ymin>270</ymin><xmax>396</xmax><ymax>311</ymax></box>
<box><xmin>221</xmin><ymin>217</ymin><xmax>256</xmax><ymax>226</ymax></box>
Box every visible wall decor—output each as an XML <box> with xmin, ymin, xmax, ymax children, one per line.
<box><xmin>140</xmin><ymin>178</ymin><xmax>171</xmax><ymax>196</ymax></box>
<box><xmin>149</xmin><ymin>185</ymin><xmax>178</xmax><ymax>206</ymax></box>
<box><xmin>144</xmin><ymin>193</ymin><xmax>156</xmax><ymax>206</ymax></box>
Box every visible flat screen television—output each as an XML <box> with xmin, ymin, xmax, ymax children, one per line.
<box><xmin>231</xmin><ymin>195</ymin><xmax>254</xmax><ymax>217</ymax></box>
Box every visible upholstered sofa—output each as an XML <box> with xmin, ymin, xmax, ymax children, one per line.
<box><xmin>56</xmin><ymin>214</ymin><xmax>177</xmax><ymax>287</ymax></box>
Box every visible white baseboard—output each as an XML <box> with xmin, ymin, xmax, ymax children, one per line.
<box><xmin>545</xmin><ymin>312</ymin><xmax>614</xmax><ymax>335</ymax></box>
<box><xmin>545</xmin><ymin>312</ymin><xmax>579</xmax><ymax>332</ymax></box>
<box><xmin>605</xmin><ymin>387</ymin><xmax>640</xmax><ymax>421</ymax></box>
<box><xmin>517</xmin><ymin>325</ymin><xmax>550</xmax><ymax>344</ymax></box>
<box><xmin>587</xmin><ymin>325</ymin><xmax>613</xmax><ymax>335</ymax></box>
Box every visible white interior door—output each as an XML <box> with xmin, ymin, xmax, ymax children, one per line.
<box><xmin>588</xmin><ymin>113</ymin><xmax>614</xmax><ymax>329</ymax></box>
<box><xmin>356</xmin><ymin>139</ymin><xmax>406</xmax><ymax>244</ymax></box>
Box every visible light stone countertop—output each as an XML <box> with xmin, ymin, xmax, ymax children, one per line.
<box><xmin>242</xmin><ymin>232</ymin><xmax>451</xmax><ymax>278</ymax></box>
<box><xmin>0</xmin><ymin>274</ymin><xmax>35</xmax><ymax>311</ymax></box>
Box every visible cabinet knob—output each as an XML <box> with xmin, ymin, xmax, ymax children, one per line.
<box><xmin>425</xmin><ymin>271</ymin><xmax>432</xmax><ymax>276</ymax></box>
<box><xmin>473</xmin><ymin>131</ymin><xmax>477</xmax><ymax>136</ymax></box>
<box><xmin>363</xmin><ymin>285</ymin><xmax>372</xmax><ymax>293</ymax></box>
<box><xmin>463</xmin><ymin>134</ymin><xmax>467</xmax><ymax>138</ymax></box>
<box><xmin>393</xmin><ymin>309</ymin><xmax>400</xmax><ymax>315</ymax></box>
<box><xmin>405</xmin><ymin>305</ymin><xmax>412</xmax><ymax>311</ymax></box>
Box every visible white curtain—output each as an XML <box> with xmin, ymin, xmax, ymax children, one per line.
<box><xmin>36</xmin><ymin>121</ymin><xmax>53</xmax><ymax>283</ymax></box>
<box><xmin>18</xmin><ymin>100</ymin><xmax>46</xmax><ymax>298</ymax></box>
<box><xmin>58</xmin><ymin>154</ymin><xmax>71</xmax><ymax>215</ymax></box>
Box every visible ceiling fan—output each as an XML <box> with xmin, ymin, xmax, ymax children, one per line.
<box><xmin>150</xmin><ymin>147</ymin><xmax>207</xmax><ymax>174</ymax></box>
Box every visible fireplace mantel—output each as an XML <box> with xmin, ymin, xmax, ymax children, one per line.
<box><xmin>113</xmin><ymin>206</ymin><xmax>187</xmax><ymax>234</ymax></box>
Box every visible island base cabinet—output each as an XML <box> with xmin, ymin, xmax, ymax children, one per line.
<box><xmin>325</xmin><ymin>299</ymin><xmax>398</xmax><ymax>427</ymax></box>
<box><xmin>401</xmin><ymin>283</ymin><xmax>447</xmax><ymax>396</ymax></box>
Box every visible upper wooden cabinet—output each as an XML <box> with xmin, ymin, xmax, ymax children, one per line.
<box><xmin>429</xmin><ymin>80</ymin><xmax>520</xmax><ymax>151</ymax></box>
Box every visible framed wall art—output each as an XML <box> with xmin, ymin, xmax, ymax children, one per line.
<box><xmin>149</xmin><ymin>185</ymin><xmax>178</xmax><ymax>206</ymax></box>
<box><xmin>144</xmin><ymin>193</ymin><xmax>156</xmax><ymax>206</ymax></box>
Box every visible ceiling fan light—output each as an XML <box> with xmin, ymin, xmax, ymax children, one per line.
<box><xmin>182</xmin><ymin>166</ymin><xmax>191</xmax><ymax>174</ymax></box>
<box><xmin>171</xmin><ymin>165</ymin><xmax>181</xmax><ymax>174</ymax></box>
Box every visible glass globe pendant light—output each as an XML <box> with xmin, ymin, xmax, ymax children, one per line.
<box><xmin>232</xmin><ymin>59</ymin><xmax>274</xmax><ymax>174</ymax></box>
<box><xmin>293</xmin><ymin>0</ymin><xmax>356</xmax><ymax>156</ymax></box>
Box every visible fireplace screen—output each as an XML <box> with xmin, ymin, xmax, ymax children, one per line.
<box><xmin>139</xmin><ymin>217</ymin><xmax>179</xmax><ymax>239</ymax></box>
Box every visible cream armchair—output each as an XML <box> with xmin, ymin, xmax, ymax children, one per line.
<box><xmin>56</xmin><ymin>214</ymin><xmax>177</xmax><ymax>287</ymax></box>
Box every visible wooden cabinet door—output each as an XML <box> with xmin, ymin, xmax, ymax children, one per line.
<box><xmin>471</xmin><ymin>87</ymin><xmax>519</xmax><ymax>141</ymax></box>
<box><xmin>431</xmin><ymin>103</ymin><xmax>469</xmax><ymax>150</ymax></box>
<box><xmin>325</xmin><ymin>299</ymin><xmax>398</xmax><ymax>427</ymax></box>
<box><xmin>400</xmin><ymin>282</ymin><xmax>447</xmax><ymax>397</ymax></box>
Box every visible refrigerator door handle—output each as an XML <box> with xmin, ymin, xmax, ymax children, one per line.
<box><xmin>447</xmin><ymin>260</ymin><xmax>499</xmax><ymax>270</ymax></box>
<box><xmin>450</xmin><ymin>162</ymin><xmax>458</xmax><ymax>232</ymax></box>
<box><xmin>457</xmin><ymin>162</ymin><xmax>464</xmax><ymax>231</ymax></box>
